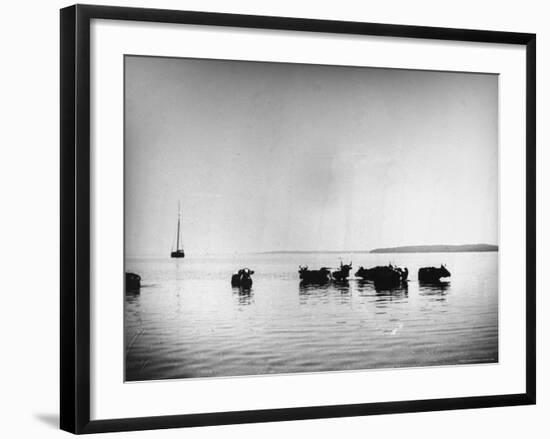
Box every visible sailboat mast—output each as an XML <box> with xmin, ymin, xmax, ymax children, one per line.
<box><xmin>176</xmin><ymin>202</ymin><xmax>181</xmax><ymax>251</ymax></box>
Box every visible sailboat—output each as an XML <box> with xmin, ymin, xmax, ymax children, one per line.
<box><xmin>171</xmin><ymin>203</ymin><xmax>185</xmax><ymax>258</ymax></box>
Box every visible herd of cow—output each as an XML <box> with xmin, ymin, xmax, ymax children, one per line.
<box><xmin>230</xmin><ymin>262</ymin><xmax>451</xmax><ymax>290</ymax></box>
<box><xmin>125</xmin><ymin>262</ymin><xmax>451</xmax><ymax>293</ymax></box>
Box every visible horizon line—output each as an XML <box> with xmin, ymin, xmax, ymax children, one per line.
<box><xmin>126</xmin><ymin>243</ymin><xmax>499</xmax><ymax>259</ymax></box>
<box><xmin>257</xmin><ymin>243</ymin><xmax>498</xmax><ymax>254</ymax></box>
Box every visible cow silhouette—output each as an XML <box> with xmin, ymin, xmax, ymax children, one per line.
<box><xmin>418</xmin><ymin>265</ymin><xmax>451</xmax><ymax>283</ymax></box>
<box><xmin>125</xmin><ymin>272</ymin><xmax>141</xmax><ymax>293</ymax></box>
<box><xmin>298</xmin><ymin>265</ymin><xmax>331</xmax><ymax>284</ymax></box>
<box><xmin>355</xmin><ymin>264</ymin><xmax>408</xmax><ymax>289</ymax></box>
<box><xmin>231</xmin><ymin>268</ymin><xmax>254</xmax><ymax>288</ymax></box>
<box><xmin>332</xmin><ymin>261</ymin><xmax>353</xmax><ymax>281</ymax></box>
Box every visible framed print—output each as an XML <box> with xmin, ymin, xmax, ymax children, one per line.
<box><xmin>60</xmin><ymin>4</ymin><xmax>536</xmax><ymax>434</ymax></box>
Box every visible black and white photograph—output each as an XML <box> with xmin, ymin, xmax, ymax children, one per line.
<box><xmin>0</xmin><ymin>0</ymin><xmax>544</xmax><ymax>436</ymax></box>
<box><xmin>124</xmin><ymin>55</ymin><xmax>499</xmax><ymax>381</ymax></box>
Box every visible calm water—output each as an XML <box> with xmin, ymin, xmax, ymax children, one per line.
<box><xmin>125</xmin><ymin>252</ymin><xmax>498</xmax><ymax>381</ymax></box>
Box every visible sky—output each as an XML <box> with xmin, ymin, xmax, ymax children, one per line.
<box><xmin>125</xmin><ymin>55</ymin><xmax>498</xmax><ymax>257</ymax></box>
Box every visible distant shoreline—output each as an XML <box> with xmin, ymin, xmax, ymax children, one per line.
<box><xmin>370</xmin><ymin>244</ymin><xmax>498</xmax><ymax>253</ymax></box>
<box><xmin>128</xmin><ymin>244</ymin><xmax>498</xmax><ymax>258</ymax></box>
<box><xmin>258</xmin><ymin>244</ymin><xmax>498</xmax><ymax>255</ymax></box>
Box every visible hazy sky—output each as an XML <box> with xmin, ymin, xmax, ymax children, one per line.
<box><xmin>125</xmin><ymin>56</ymin><xmax>498</xmax><ymax>257</ymax></box>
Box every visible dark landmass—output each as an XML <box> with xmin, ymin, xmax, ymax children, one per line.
<box><xmin>370</xmin><ymin>244</ymin><xmax>498</xmax><ymax>254</ymax></box>
<box><xmin>259</xmin><ymin>244</ymin><xmax>498</xmax><ymax>255</ymax></box>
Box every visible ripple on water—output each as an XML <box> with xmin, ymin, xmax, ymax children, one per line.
<box><xmin>125</xmin><ymin>253</ymin><xmax>498</xmax><ymax>381</ymax></box>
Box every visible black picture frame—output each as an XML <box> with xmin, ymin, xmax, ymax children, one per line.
<box><xmin>60</xmin><ymin>4</ymin><xmax>536</xmax><ymax>434</ymax></box>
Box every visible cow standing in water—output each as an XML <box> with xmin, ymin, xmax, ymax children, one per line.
<box><xmin>125</xmin><ymin>272</ymin><xmax>141</xmax><ymax>293</ymax></box>
<box><xmin>355</xmin><ymin>264</ymin><xmax>408</xmax><ymax>289</ymax></box>
<box><xmin>231</xmin><ymin>268</ymin><xmax>254</xmax><ymax>288</ymax></box>
<box><xmin>395</xmin><ymin>266</ymin><xmax>409</xmax><ymax>282</ymax></box>
<box><xmin>298</xmin><ymin>265</ymin><xmax>331</xmax><ymax>284</ymax></box>
<box><xmin>332</xmin><ymin>261</ymin><xmax>353</xmax><ymax>281</ymax></box>
<box><xmin>418</xmin><ymin>265</ymin><xmax>451</xmax><ymax>283</ymax></box>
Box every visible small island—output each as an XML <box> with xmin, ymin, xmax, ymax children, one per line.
<box><xmin>370</xmin><ymin>244</ymin><xmax>498</xmax><ymax>254</ymax></box>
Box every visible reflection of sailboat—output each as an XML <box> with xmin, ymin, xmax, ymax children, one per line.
<box><xmin>171</xmin><ymin>203</ymin><xmax>185</xmax><ymax>258</ymax></box>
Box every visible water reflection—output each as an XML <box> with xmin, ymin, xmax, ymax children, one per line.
<box><xmin>125</xmin><ymin>252</ymin><xmax>498</xmax><ymax>380</ymax></box>
<box><xmin>298</xmin><ymin>281</ymin><xmax>350</xmax><ymax>305</ymax></box>
<box><xmin>298</xmin><ymin>281</ymin><xmax>331</xmax><ymax>293</ymax></box>
<box><xmin>355</xmin><ymin>280</ymin><xmax>408</xmax><ymax>294</ymax></box>
<box><xmin>374</xmin><ymin>284</ymin><xmax>408</xmax><ymax>295</ymax></box>
<box><xmin>353</xmin><ymin>279</ymin><xmax>408</xmax><ymax>308</ymax></box>
<box><xmin>373</xmin><ymin>284</ymin><xmax>408</xmax><ymax>306</ymax></box>
<box><xmin>232</xmin><ymin>286</ymin><xmax>254</xmax><ymax>306</ymax></box>
<box><xmin>355</xmin><ymin>279</ymin><xmax>376</xmax><ymax>295</ymax></box>
<box><xmin>419</xmin><ymin>281</ymin><xmax>450</xmax><ymax>298</ymax></box>
<box><xmin>332</xmin><ymin>280</ymin><xmax>351</xmax><ymax>293</ymax></box>
<box><xmin>125</xmin><ymin>289</ymin><xmax>140</xmax><ymax>302</ymax></box>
